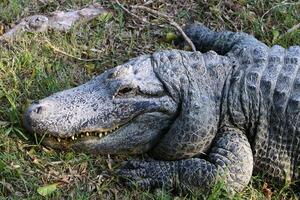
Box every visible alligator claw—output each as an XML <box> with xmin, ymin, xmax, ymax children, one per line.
<box><xmin>123</xmin><ymin>178</ymin><xmax>154</xmax><ymax>190</ymax></box>
<box><xmin>117</xmin><ymin>160</ymin><xmax>177</xmax><ymax>190</ymax></box>
<box><xmin>122</xmin><ymin>160</ymin><xmax>148</xmax><ymax>169</ymax></box>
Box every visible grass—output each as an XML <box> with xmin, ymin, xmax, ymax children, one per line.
<box><xmin>0</xmin><ymin>0</ymin><xmax>299</xmax><ymax>199</ymax></box>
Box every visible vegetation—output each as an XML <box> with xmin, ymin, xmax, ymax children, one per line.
<box><xmin>0</xmin><ymin>0</ymin><xmax>299</xmax><ymax>199</ymax></box>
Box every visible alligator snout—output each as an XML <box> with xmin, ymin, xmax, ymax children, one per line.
<box><xmin>25</xmin><ymin>100</ymin><xmax>50</xmax><ymax>118</ymax></box>
<box><xmin>24</xmin><ymin>100</ymin><xmax>55</xmax><ymax>134</ymax></box>
<box><xmin>28</xmin><ymin>101</ymin><xmax>43</xmax><ymax>114</ymax></box>
<box><xmin>24</xmin><ymin>101</ymin><xmax>41</xmax><ymax>132</ymax></box>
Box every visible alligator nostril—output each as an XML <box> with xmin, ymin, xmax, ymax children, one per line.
<box><xmin>33</xmin><ymin>106</ymin><xmax>43</xmax><ymax>114</ymax></box>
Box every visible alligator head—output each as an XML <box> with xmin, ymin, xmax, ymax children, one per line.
<box><xmin>24</xmin><ymin>51</ymin><xmax>182</xmax><ymax>154</ymax></box>
<box><xmin>24</xmin><ymin>50</ymin><xmax>224</xmax><ymax>157</ymax></box>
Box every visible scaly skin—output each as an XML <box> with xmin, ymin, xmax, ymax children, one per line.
<box><xmin>24</xmin><ymin>23</ymin><xmax>299</xmax><ymax>193</ymax></box>
<box><xmin>184</xmin><ymin>23</ymin><xmax>300</xmax><ymax>186</ymax></box>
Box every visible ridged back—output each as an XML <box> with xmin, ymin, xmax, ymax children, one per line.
<box><xmin>225</xmin><ymin>45</ymin><xmax>300</xmax><ymax>183</ymax></box>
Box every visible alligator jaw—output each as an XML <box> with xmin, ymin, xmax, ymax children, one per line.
<box><xmin>39</xmin><ymin>125</ymin><xmax>122</xmax><ymax>148</ymax></box>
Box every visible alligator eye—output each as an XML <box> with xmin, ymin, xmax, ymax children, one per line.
<box><xmin>116</xmin><ymin>86</ymin><xmax>136</xmax><ymax>97</ymax></box>
<box><xmin>119</xmin><ymin>87</ymin><xmax>132</xmax><ymax>94</ymax></box>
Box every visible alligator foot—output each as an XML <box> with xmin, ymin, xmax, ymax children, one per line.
<box><xmin>117</xmin><ymin>129</ymin><xmax>254</xmax><ymax>193</ymax></box>
<box><xmin>117</xmin><ymin>160</ymin><xmax>178</xmax><ymax>190</ymax></box>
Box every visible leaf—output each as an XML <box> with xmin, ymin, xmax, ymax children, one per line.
<box><xmin>262</xmin><ymin>182</ymin><xmax>273</xmax><ymax>200</ymax></box>
<box><xmin>97</xmin><ymin>12</ymin><xmax>113</xmax><ymax>23</ymax></box>
<box><xmin>166</xmin><ymin>32</ymin><xmax>177</xmax><ymax>42</ymax></box>
<box><xmin>37</xmin><ymin>183</ymin><xmax>59</xmax><ymax>197</ymax></box>
<box><xmin>272</xmin><ymin>29</ymin><xmax>280</xmax><ymax>43</ymax></box>
<box><xmin>0</xmin><ymin>24</ymin><xmax>4</xmax><ymax>36</ymax></box>
<box><xmin>85</xmin><ymin>63</ymin><xmax>95</xmax><ymax>74</ymax></box>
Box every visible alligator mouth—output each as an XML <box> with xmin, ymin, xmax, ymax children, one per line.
<box><xmin>40</xmin><ymin>125</ymin><xmax>121</xmax><ymax>144</ymax></box>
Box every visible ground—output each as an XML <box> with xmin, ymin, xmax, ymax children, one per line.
<box><xmin>0</xmin><ymin>0</ymin><xmax>300</xmax><ymax>199</ymax></box>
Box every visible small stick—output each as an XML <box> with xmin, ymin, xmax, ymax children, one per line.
<box><xmin>44</xmin><ymin>39</ymin><xmax>102</xmax><ymax>62</ymax></box>
<box><xmin>132</xmin><ymin>5</ymin><xmax>197</xmax><ymax>52</ymax></box>
<box><xmin>275</xmin><ymin>22</ymin><xmax>300</xmax><ymax>42</ymax></box>
<box><xmin>286</xmin><ymin>22</ymin><xmax>300</xmax><ymax>34</ymax></box>
<box><xmin>260</xmin><ymin>1</ymin><xmax>300</xmax><ymax>32</ymax></box>
<box><xmin>261</xmin><ymin>1</ymin><xmax>300</xmax><ymax>20</ymax></box>
<box><xmin>143</xmin><ymin>0</ymin><xmax>154</xmax><ymax>6</ymax></box>
<box><xmin>115</xmin><ymin>0</ymin><xmax>149</xmax><ymax>24</ymax></box>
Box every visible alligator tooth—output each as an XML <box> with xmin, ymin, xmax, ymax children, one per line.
<box><xmin>99</xmin><ymin>133</ymin><xmax>102</xmax><ymax>137</ymax></box>
<box><xmin>57</xmin><ymin>138</ymin><xmax>61</xmax><ymax>142</ymax></box>
<box><xmin>86</xmin><ymin>132</ymin><xmax>89</xmax><ymax>136</ymax></box>
<box><xmin>71</xmin><ymin>136</ymin><xmax>75</xmax><ymax>140</ymax></box>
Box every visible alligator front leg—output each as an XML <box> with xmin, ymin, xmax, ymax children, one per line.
<box><xmin>118</xmin><ymin>128</ymin><xmax>253</xmax><ymax>193</ymax></box>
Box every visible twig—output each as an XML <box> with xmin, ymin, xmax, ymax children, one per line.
<box><xmin>275</xmin><ymin>22</ymin><xmax>300</xmax><ymax>42</ymax></box>
<box><xmin>0</xmin><ymin>120</ymin><xmax>9</xmax><ymax>127</ymax></box>
<box><xmin>115</xmin><ymin>0</ymin><xmax>149</xmax><ymax>24</ymax></box>
<box><xmin>0</xmin><ymin>181</ymin><xmax>14</xmax><ymax>194</ymax></box>
<box><xmin>115</xmin><ymin>1</ymin><xmax>165</xmax><ymax>29</ymax></box>
<box><xmin>132</xmin><ymin>5</ymin><xmax>197</xmax><ymax>52</ymax></box>
<box><xmin>260</xmin><ymin>1</ymin><xmax>300</xmax><ymax>31</ymax></box>
<box><xmin>44</xmin><ymin>39</ymin><xmax>102</xmax><ymax>62</ymax></box>
<box><xmin>261</xmin><ymin>1</ymin><xmax>300</xmax><ymax>20</ymax></box>
<box><xmin>143</xmin><ymin>0</ymin><xmax>154</xmax><ymax>6</ymax></box>
<box><xmin>286</xmin><ymin>22</ymin><xmax>300</xmax><ymax>34</ymax></box>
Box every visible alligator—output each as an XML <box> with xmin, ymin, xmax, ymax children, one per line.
<box><xmin>24</xmin><ymin>23</ymin><xmax>300</xmax><ymax>193</ymax></box>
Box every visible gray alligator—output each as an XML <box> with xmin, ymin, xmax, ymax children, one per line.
<box><xmin>24</xmin><ymin>23</ymin><xmax>299</xmax><ymax>193</ymax></box>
